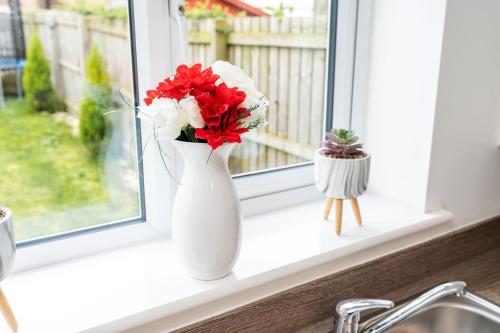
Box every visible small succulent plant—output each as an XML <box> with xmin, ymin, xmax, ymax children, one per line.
<box><xmin>320</xmin><ymin>128</ymin><xmax>366</xmax><ymax>159</ymax></box>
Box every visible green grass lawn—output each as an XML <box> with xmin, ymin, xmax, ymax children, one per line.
<box><xmin>0</xmin><ymin>99</ymin><xmax>110</xmax><ymax>239</ymax></box>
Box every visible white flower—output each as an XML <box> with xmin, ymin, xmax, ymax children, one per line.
<box><xmin>178</xmin><ymin>96</ymin><xmax>205</xmax><ymax>128</ymax></box>
<box><xmin>138</xmin><ymin>98</ymin><xmax>187</xmax><ymax>141</ymax></box>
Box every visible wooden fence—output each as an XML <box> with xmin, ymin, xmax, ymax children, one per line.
<box><xmin>22</xmin><ymin>10</ymin><xmax>133</xmax><ymax>114</ymax></box>
<box><xmin>188</xmin><ymin>17</ymin><xmax>328</xmax><ymax>166</ymax></box>
<box><xmin>21</xmin><ymin>11</ymin><xmax>329</xmax><ymax>171</ymax></box>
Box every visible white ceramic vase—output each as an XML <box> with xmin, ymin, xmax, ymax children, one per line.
<box><xmin>171</xmin><ymin>141</ymin><xmax>241</xmax><ymax>280</ymax></box>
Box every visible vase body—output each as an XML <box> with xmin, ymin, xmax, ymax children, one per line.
<box><xmin>171</xmin><ymin>141</ymin><xmax>241</xmax><ymax>280</ymax></box>
<box><xmin>314</xmin><ymin>150</ymin><xmax>371</xmax><ymax>199</ymax></box>
<box><xmin>0</xmin><ymin>208</ymin><xmax>16</xmax><ymax>282</ymax></box>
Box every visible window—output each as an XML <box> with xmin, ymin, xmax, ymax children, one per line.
<box><xmin>185</xmin><ymin>1</ymin><xmax>333</xmax><ymax>175</ymax></box>
<box><xmin>6</xmin><ymin>0</ymin><xmax>356</xmax><ymax>268</ymax></box>
<box><xmin>0</xmin><ymin>0</ymin><xmax>144</xmax><ymax>243</ymax></box>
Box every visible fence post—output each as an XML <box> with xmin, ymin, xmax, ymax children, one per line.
<box><xmin>76</xmin><ymin>14</ymin><xmax>90</xmax><ymax>79</ymax></box>
<box><xmin>21</xmin><ymin>12</ymin><xmax>34</xmax><ymax>43</ymax></box>
<box><xmin>210</xmin><ymin>19</ymin><xmax>228</xmax><ymax>62</ymax></box>
<box><xmin>46</xmin><ymin>11</ymin><xmax>62</xmax><ymax>97</ymax></box>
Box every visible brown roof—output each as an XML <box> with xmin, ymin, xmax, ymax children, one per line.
<box><xmin>220</xmin><ymin>0</ymin><xmax>269</xmax><ymax>16</ymax></box>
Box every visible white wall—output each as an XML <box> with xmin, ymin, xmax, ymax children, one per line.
<box><xmin>359</xmin><ymin>0</ymin><xmax>448</xmax><ymax>210</ymax></box>
<box><xmin>425</xmin><ymin>0</ymin><xmax>500</xmax><ymax>224</ymax></box>
<box><xmin>360</xmin><ymin>0</ymin><xmax>500</xmax><ymax>226</ymax></box>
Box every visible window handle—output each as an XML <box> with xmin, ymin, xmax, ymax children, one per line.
<box><xmin>169</xmin><ymin>0</ymin><xmax>188</xmax><ymax>66</ymax></box>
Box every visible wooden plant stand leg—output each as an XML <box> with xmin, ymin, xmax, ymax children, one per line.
<box><xmin>0</xmin><ymin>287</ymin><xmax>18</xmax><ymax>332</ymax></box>
<box><xmin>323</xmin><ymin>197</ymin><xmax>335</xmax><ymax>220</ymax></box>
<box><xmin>350</xmin><ymin>198</ymin><xmax>362</xmax><ymax>226</ymax></box>
<box><xmin>335</xmin><ymin>199</ymin><xmax>343</xmax><ymax>235</ymax></box>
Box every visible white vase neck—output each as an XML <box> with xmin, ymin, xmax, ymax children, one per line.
<box><xmin>172</xmin><ymin>140</ymin><xmax>236</xmax><ymax>169</ymax></box>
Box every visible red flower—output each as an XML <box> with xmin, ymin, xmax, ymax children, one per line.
<box><xmin>143</xmin><ymin>64</ymin><xmax>219</xmax><ymax>105</ymax></box>
<box><xmin>196</xmin><ymin>83</ymin><xmax>246</xmax><ymax>127</ymax></box>
<box><xmin>195</xmin><ymin>83</ymin><xmax>249</xmax><ymax>150</ymax></box>
<box><xmin>196</xmin><ymin>125</ymin><xmax>248</xmax><ymax>150</ymax></box>
<box><xmin>143</xmin><ymin>90</ymin><xmax>159</xmax><ymax>106</ymax></box>
<box><xmin>160</xmin><ymin>63</ymin><xmax>219</xmax><ymax>100</ymax></box>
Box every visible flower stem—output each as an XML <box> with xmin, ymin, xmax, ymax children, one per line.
<box><xmin>206</xmin><ymin>149</ymin><xmax>214</xmax><ymax>164</ymax></box>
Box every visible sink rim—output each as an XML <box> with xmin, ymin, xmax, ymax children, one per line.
<box><xmin>360</xmin><ymin>291</ymin><xmax>500</xmax><ymax>331</ymax></box>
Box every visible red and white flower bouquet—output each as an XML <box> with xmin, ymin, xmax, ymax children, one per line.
<box><xmin>140</xmin><ymin>61</ymin><xmax>267</xmax><ymax>280</ymax></box>
<box><xmin>139</xmin><ymin>61</ymin><xmax>268</xmax><ymax>150</ymax></box>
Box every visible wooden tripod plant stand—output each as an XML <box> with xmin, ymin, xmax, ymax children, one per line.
<box><xmin>324</xmin><ymin>197</ymin><xmax>362</xmax><ymax>235</ymax></box>
<box><xmin>0</xmin><ymin>288</ymin><xmax>17</xmax><ymax>331</ymax></box>
<box><xmin>313</xmin><ymin>129</ymin><xmax>370</xmax><ymax>235</ymax></box>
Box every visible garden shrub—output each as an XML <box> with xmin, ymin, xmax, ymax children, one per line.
<box><xmin>79</xmin><ymin>44</ymin><xmax>112</xmax><ymax>156</ymax></box>
<box><xmin>23</xmin><ymin>33</ymin><xmax>59</xmax><ymax>112</ymax></box>
<box><xmin>85</xmin><ymin>44</ymin><xmax>111</xmax><ymax>94</ymax></box>
<box><xmin>79</xmin><ymin>98</ymin><xmax>106</xmax><ymax>156</ymax></box>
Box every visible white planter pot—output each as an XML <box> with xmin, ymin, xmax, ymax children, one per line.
<box><xmin>171</xmin><ymin>141</ymin><xmax>241</xmax><ymax>280</ymax></box>
<box><xmin>0</xmin><ymin>208</ymin><xmax>15</xmax><ymax>282</ymax></box>
<box><xmin>314</xmin><ymin>149</ymin><xmax>370</xmax><ymax>199</ymax></box>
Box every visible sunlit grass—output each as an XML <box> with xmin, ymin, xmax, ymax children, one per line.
<box><xmin>0</xmin><ymin>99</ymin><xmax>113</xmax><ymax>239</ymax></box>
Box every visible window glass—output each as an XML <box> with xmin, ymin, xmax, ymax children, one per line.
<box><xmin>185</xmin><ymin>0</ymin><xmax>330</xmax><ymax>174</ymax></box>
<box><xmin>0</xmin><ymin>0</ymin><xmax>142</xmax><ymax>242</ymax></box>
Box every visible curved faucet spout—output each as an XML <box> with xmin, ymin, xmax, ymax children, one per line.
<box><xmin>362</xmin><ymin>281</ymin><xmax>467</xmax><ymax>333</ymax></box>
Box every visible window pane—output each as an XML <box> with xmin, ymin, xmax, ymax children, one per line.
<box><xmin>185</xmin><ymin>0</ymin><xmax>329</xmax><ymax>174</ymax></box>
<box><xmin>0</xmin><ymin>1</ymin><xmax>143</xmax><ymax>242</ymax></box>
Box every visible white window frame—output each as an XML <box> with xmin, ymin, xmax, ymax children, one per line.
<box><xmin>235</xmin><ymin>0</ymin><xmax>360</xmax><ymax>205</ymax></box>
<box><xmin>14</xmin><ymin>0</ymin><xmax>360</xmax><ymax>272</ymax></box>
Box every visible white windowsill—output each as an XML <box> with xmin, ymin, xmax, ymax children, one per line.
<box><xmin>1</xmin><ymin>193</ymin><xmax>452</xmax><ymax>333</ymax></box>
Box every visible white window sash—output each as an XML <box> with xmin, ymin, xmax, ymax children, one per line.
<box><xmin>15</xmin><ymin>0</ymin><xmax>360</xmax><ymax>272</ymax></box>
<box><xmin>15</xmin><ymin>0</ymin><xmax>173</xmax><ymax>272</ymax></box>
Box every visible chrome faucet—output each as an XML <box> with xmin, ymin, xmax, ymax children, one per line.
<box><xmin>336</xmin><ymin>299</ymin><xmax>394</xmax><ymax>333</ymax></box>
<box><xmin>335</xmin><ymin>281</ymin><xmax>467</xmax><ymax>333</ymax></box>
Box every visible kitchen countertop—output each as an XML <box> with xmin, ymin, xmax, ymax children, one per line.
<box><xmin>175</xmin><ymin>217</ymin><xmax>500</xmax><ymax>333</ymax></box>
<box><xmin>299</xmin><ymin>245</ymin><xmax>500</xmax><ymax>333</ymax></box>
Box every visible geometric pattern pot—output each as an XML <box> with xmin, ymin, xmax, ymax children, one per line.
<box><xmin>314</xmin><ymin>150</ymin><xmax>370</xmax><ymax>199</ymax></box>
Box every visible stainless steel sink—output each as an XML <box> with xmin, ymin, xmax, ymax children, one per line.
<box><xmin>335</xmin><ymin>282</ymin><xmax>500</xmax><ymax>333</ymax></box>
<box><xmin>361</xmin><ymin>292</ymin><xmax>500</xmax><ymax>333</ymax></box>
